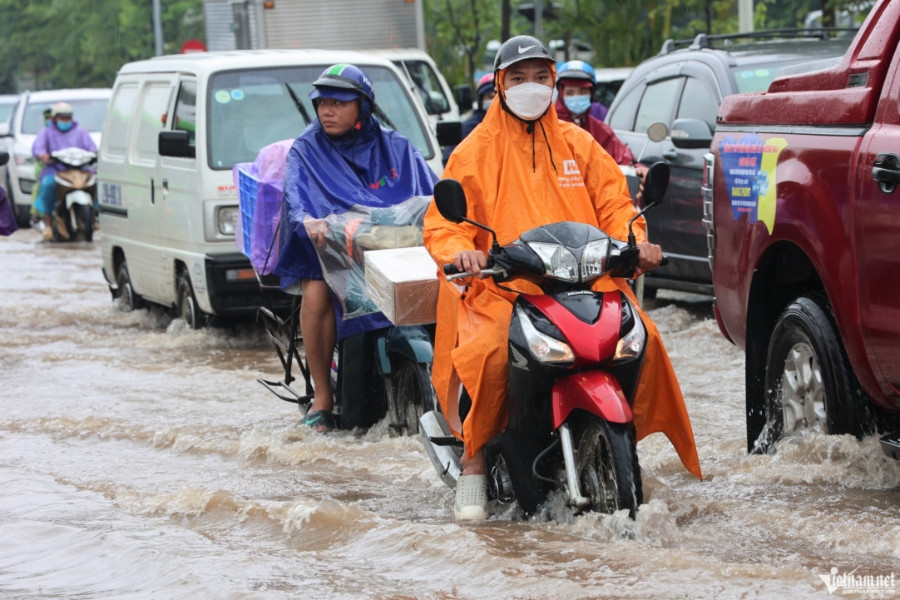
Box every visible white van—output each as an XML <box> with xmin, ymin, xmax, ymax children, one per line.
<box><xmin>98</xmin><ymin>49</ymin><xmax>453</xmax><ymax>327</ymax></box>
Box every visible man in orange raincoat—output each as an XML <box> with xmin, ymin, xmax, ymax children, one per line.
<box><xmin>424</xmin><ymin>35</ymin><xmax>702</xmax><ymax>521</ymax></box>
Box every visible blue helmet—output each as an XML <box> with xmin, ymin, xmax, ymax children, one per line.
<box><xmin>556</xmin><ymin>60</ymin><xmax>596</xmax><ymax>90</ymax></box>
<box><xmin>310</xmin><ymin>64</ymin><xmax>376</xmax><ymax>116</ymax></box>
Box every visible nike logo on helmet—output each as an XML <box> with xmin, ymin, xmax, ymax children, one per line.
<box><xmin>518</xmin><ymin>45</ymin><xmax>537</xmax><ymax>54</ymax></box>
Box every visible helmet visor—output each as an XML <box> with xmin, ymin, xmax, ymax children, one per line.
<box><xmin>309</xmin><ymin>87</ymin><xmax>358</xmax><ymax>102</ymax></box>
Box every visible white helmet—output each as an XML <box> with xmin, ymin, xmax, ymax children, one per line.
<box><xmin>50</xmin><ymin>102</ymin><xmax>73</xmax><ymax>118</ymax></box>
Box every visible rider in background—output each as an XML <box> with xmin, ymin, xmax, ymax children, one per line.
<box><xmin>423</xmin><ymin>35</ymin><xmax>702</xmax><ymax>521</ymax></box>
<box><xmin>32</xmin><ymin>102</ymin><xmax>96</xmax><ymax>240</ymax></box>
<box><xmin>555</xmin><ymin>60</ymin><xmax>645</xmax><ymax>178</ymax></box>
<box><xmin>29</xmin><ymin>108</ymin><xmax>52</xmax><ymax>227</ymax></box>
<box><xmin>442</xmin><ymin>73</ymin><xmax>495</xmax><ymax>164</ymax></box>
<box><xmin>274</xmin><ymin>64</ymin><xmax>437</xmax><ymax>433</ymax></box>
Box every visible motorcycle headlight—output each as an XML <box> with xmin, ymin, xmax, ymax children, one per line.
<box><xmin>515</xmin><ymin>305</ymin><xmax>575</xmax><ymax>364</ymax></box>
<box><xmin>528</xmin><ymin>242</ymin><xmax>579</xmax><ymax>282</ymax></box>
<box><xmin>580</xmin><ymin>239</ymin><xmax>610</xmax><ymax>283</ymax></box>
<box><xmin>613</xmin><ymin>299</ymin><xmax>646</xmax><ymax>361</ymax></box>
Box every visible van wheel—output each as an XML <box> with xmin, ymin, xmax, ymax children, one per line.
<box><xmin>116</xmin><ymin>260</ymin><xmax>144</xmax><ymax>311</ymax></box>
<box><xmin>177</xmin><ymin>272</ymin><xmax>205</xmax><ymax>329</ymax></box>
<box><xmin>755</xmin><ymin>294</ymin><xmax>869</xmax><ymax>454</ymax></box>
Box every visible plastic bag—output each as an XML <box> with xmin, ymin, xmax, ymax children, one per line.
<box><xmin>312</xmin><ymin>195</ymin><xmax>431</xmax><ymax>320</ymax></box>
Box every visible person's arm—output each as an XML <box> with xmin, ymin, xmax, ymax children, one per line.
<box><xmin>78</xmin><ymin>128</ymin><xmax>97</xmax><ymax>153</ymax></box>
<box><xmin>32</xmin><ymin>130</ymin><xmax>50</xmax><ymax>163</ymax></box>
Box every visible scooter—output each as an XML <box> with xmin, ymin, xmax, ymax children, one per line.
<box><xmin>49</xmin><ymin>147</ymin><xmax>97</xmax><ymax>243</ymax></box>
<box><xmin>257</xmin><ymin>196</ymin><xmax>437</xmax><ymax>434</ymax></box>
<box><xmin>420</xmin><ymin>163</ymin><xmax>670</xmax><ymax>518</ymax></box>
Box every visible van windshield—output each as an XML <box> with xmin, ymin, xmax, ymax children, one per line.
<box><xmin>208</xmin><ymin>65</ymin><xmax>434</xmax><ymax>170</ymax></box>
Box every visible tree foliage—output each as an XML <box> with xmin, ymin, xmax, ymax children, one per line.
<box><xmin>0</xmin><ymin>0</ymin><xmax>204</xmax><ymax>93</ymax></box>
<box><xmin>426</xmin><ymin>0</ymin><xmax>875</xmax><ymax>88</ymax></box>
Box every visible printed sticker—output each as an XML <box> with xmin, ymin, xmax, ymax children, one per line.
<box><xmin>214</xmin><ymin>90</ymin><xmax>231</xmax><ymax>104</ymax></box>
<box><xmin>718</xmin><ymin>133</ymin><xmax>788</xmax><ymax>234</ymax></box>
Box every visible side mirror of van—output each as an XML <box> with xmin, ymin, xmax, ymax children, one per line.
<box><xmin>455</xmin><ymin>84</ymin><xmax>473</xmax><ymax>112</ymax></box>
<box><xmin>0</xmin><ymin>150</ymin><xmax>9</xmax><ymax>167</ymax></box>
<box><xmin>436</xmin><ymin>120</ymin><xmax>462</xmax><ymax>147</ymax></box>
<box><xmin>159</xmin><ymin>130</ymin><xmax>195</xmax><ymax>158</ymax></box>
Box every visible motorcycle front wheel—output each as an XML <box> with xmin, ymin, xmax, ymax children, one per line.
<box><xmin>389</xmin><ymin>359</ymin><xmax>437</xmax><ymax>436</ymax></box>
<box><xmin>574</xmin><ymin>416</ymin><xmax>642</xmax><ymax>519</ymax></box>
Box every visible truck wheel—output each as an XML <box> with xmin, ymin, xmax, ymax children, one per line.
<box><xmin>574</xmin><ymin>417</ymin><xmax>642</xmax><ymax>519</ymax></box>
<box><xmin>115</xmin><ymin>260</ymin><xmax>144</xmax><ymax>311</ymax></box>
<box><xmin>389</xmin><ymin>359</ymin><xmax>437</xmax><ymax>436</ymax></box>
<box><xmin>176</xmin><ymin>272</ymin><xmax>205</xmax><ymax>329</ymax></box>
<box><xmin>757</xmin><ymin>294</ymin><xmax>867</xmax><ymax>453</ymax></box>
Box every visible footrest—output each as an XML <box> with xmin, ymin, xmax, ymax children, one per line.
<box><xmin>879</xmin><ymin>432</ymin><xmax>900</xmax><ymax>461</ymax></box>
<box><xmin>257</xmin><ymin>378</ymin><xmax>312</xmax><ymax>405</ymax></box>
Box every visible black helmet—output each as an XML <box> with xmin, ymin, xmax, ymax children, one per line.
<box><xmin>494</xmin><ymin>35</ymin><xmax>553</xmax><ymax>72</ymax></box>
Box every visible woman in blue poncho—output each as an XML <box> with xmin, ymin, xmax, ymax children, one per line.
<box><xmin>275</xmin><ymin>64</ymin><xmax>437</xmax><ymax>432</ymax></box>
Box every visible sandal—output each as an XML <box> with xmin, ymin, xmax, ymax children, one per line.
<box><xmin>304</xmin><ymin>409</ymin><xmax>335</xmax><ymax>433</ymax></box>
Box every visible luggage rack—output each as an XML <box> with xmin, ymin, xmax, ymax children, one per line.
<box><xmin>255</xmin><ymin>272</ymin><xmax>314</xmax><ymax>407</ymax></box>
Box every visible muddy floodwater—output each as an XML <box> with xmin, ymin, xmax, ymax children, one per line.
<box><xmin>1</xmin><ymin>227</ymin><xmax>898</xmax><ymax>600</ymax></box>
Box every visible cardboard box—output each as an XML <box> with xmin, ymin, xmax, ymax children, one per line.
<box><xmin>364</xmin><ymin>247</ymin><xmax>439</xmax><ymax>325</ymax></box>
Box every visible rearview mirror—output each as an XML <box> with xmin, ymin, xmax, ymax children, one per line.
<box><xmin>436</xmin><ymin>120</ymin><xmax>462</xmax><ymax>147</ymax></box>
<box><xmin>642</xmin><ymin>161</ymin><xmax>670</xmax><ymax>207</ymax></box>
<box><xmin>646</xmin><ymin>121</ymin><xmax>668</xmax><ymax>143</ymax></box>
<box><xmin>434</xmin><ymin>178</ymin><xmax>467</xmax><ymax>223</ymax></box>
<box><xmin>670</xmin><ymin>118</ymin><xmax>713</xmax><ymax>149</ymax></box>
<box><xmin>0</xmin><ymin>150</ymin><xmax>8</xmax><ymax>166</ymax></box>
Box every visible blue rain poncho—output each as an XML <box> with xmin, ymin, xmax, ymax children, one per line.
<box><xmin>274</xmin><ymin>114</ymin><xmax>438</xmax><ymax>339</ymax></box>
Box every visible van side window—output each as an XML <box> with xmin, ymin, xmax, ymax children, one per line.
<box><xmin>173</xmin><ymin>80</ymin><xmax>197</xmax><ymax>147</ymax></box>
<box><xmin>135</xmin><ymin>82</ymin><xmax>172</xmax><ymax>164</ymax></box>
<box><xmin>105</xmin><ymin>84</ymin><xmax>139</xmax><ymax>159</ymax></box>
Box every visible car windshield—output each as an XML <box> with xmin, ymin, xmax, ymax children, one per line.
<box><xmin>729</xmin><ymin>39</ymin><xmax>855</xmax><ymax>93</ymax></box>
<box><xmin>22</xmin><ymin>97</ymin><xmax>110</xmax><ymax>134</ymax></box>
<box><xmin>208</xmin><ymin>65</ymin><xmax>433</xmax><ymax>170</ymax></box>
<box><xmin>0</xmin><ymin>101</ymin><xmax>17</xmax><ymax>123</ymax></box>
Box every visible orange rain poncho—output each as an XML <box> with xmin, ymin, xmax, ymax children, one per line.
<box><xmin>423</xmin><ymin>69</ymin><xmax>702</xmax><ymax>480</ymax></box>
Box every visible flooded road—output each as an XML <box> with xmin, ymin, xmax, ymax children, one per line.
<box><xmin>1</xmin><ymin>227</ymin><xmax>898</xmax><ymax>599</ymax></box>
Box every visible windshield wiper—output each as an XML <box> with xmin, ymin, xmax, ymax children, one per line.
<box><xmin>284</xmin><ymin>83</ymin><xmax>311</xmax><ymax>125</ymax></box>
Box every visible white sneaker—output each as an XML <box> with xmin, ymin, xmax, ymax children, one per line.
<box><xmin>454</xmin><ymin>474</ymin><xmax>488</xmax><ymax>521</ymax></box>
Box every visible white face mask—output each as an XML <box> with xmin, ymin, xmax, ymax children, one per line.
<box><xmin>504</xmin><ymin>82</ymin><xmax>553</xmax><ymax>121</ymax></box>
<box><xmin>482</xmin><ymin>99</ymin><xmax>492</xmax><ymax>112</ymax></box>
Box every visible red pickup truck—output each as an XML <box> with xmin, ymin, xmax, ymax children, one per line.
<box><xmin>703</xmin><ymin>0</ymin><xmax>900</xmax><ymax>460</ymax></box>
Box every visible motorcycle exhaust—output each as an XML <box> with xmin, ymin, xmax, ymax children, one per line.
<box><xmin>419</xmin><ymin>410</ymin><xmax>462</xmax><ymax>488</ymax></box>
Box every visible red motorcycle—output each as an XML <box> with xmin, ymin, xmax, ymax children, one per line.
<box><xmin>420</xmin><ymin>163</ymin><xmax>670</xmax><ymax>518</ymax></box>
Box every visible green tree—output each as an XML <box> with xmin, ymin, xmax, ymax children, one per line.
<box><xmin>0</xmin><ymin>0</ymin><xmax>204</xmax><ymax>93</ymax></box>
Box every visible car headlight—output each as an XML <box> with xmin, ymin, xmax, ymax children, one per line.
<box><xmin>515</xmin><ymin>304</ymin><xmax>574</xmax><ymax>364</ymax></box>
<box><xmin>528</xmin><ymin>242</ymin><xmax>579</xmax><ymax>282</ymax></box>
<box><xmin>14</xmin><ymin>152</ymin><xmax>33</xmax><ymax>167</ymax></box>
<box><xmin>217</xmin><ymin>206</ymin><xmax>239</xmax><ymax>235</ymax></box>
